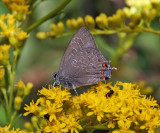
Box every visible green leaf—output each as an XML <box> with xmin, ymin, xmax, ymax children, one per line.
<box><xmin>0</xmin><ymin>1</ymin><xmax>8</xmax><ymax>15</ymax></box>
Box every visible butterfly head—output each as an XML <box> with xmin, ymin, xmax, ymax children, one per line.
<box><xmin>52</xmin><ymin>72</ymin><xmax>60</xmax><ymax>85</ymax></box>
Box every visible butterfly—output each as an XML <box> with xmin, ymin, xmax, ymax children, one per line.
<box><xmin>53</xmin><ymin>26</ymin><xmax>116</xmax><ymax>95</ymax></box>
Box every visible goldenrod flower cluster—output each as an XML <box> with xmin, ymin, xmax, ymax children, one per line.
<box><xmin>0</xmin><ymin>14</ymin><xmax>29</xmax><ymax>47</ymax></box>
<box><xmin>2</xmin><ymin>0</ymin><xmax>31</xmax><ymax>21</ymax></box>
<box><xmin>36</xmin><ymin>0</ymin><xmax>160</xmax><ymax>39</ymax></box>
<box><xmin>14</xmin><ymin>80</ymin><xmax>33</xmax><ymax>111</ymax></box>
<box><xmin>0</xmin><ymin>124</ymin><xmax>31</xmax><ymax>133</ymax></box>
<box><xmin>24</xmin><ymin>82</ymin><xmax>160</xmax><ymax>133</ymax></box>
<box><xmin>0</xmin><ymin>0</ymin><xmax>32</xmax><ymax>129</ymax></box>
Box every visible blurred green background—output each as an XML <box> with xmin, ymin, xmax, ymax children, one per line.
<box><xmin>1</xmin><ymin>0</ymin><xmax>160</xmax><ymax>131</ymax></box>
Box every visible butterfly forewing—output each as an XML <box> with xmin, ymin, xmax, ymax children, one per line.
<box><xmin>59</xmin><ymin>27</ymin><xmax>98</xmax><ymax>77</ymax></box>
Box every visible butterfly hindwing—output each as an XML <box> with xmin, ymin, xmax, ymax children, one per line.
<box><xmin>65</xmin><ymin>47</ymin><xmax>108</xmax><ymax>87</ymax></box>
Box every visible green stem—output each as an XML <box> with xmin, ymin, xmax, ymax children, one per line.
<box><xmin>1</xmin><ymin>88</ymin><xmax>9</xmax><ymax>112</ymax></box>
<box><xmin>10</xmin><ymin>111</ymin><xmax>17</xmax><ymax>126</ymax></box>
<box><xmin>7</xmin><ymin>49</ymin><xmax>19</xmax><ymax>123</ymax></box>
<box><xmin>25</xmin><ymin>0</ymin><xmax>71</xmax><ymax>33</ymax></box>
<box><xmin>6</xmin><ymin>63</ymin><xmax>12</xmax><ymax>123</ymax></box>
<box><xmin>111</xmin><ymin>33</ymin><xmax>137</xmax><ymax>66</ymax></box>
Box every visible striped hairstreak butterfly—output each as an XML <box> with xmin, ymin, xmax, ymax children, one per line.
<box><xmin>53</xmin><ymin>26</ymin><xmax>116</xmax><ymax>95</ymax></box>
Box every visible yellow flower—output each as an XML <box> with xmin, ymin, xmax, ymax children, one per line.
<box><xmin>42</xmin><ymin>121</ymin><xmax>68</xmax><ymax>133</ymax></box>
<box><xmin>17</xmin><ymin>31</ymin><xmax>30</xmax><ymax>41</ymax></box>
<box><xmin>24</xmin><ymin>81</ymin><xmax>160</xmax><ymax>132</ymax></box>
<box><xmin>2</xmin><ymin>0</ymin><xmax>31</xmax><ymax>21</ymax></box>
<box><xmin>0</xmin><ymin>124</ymin><xmax>29</xmax><ymax>133</ymax></box>
<box><xmin>61</xmin><ymin>114</ymin><xmax>82</xmax><ymax>133</ymax></box>
<box><xmin>125</xmin><ymin>0</ymin><xmax>152</xmax><ymax>8</ymax></box>
<box><xmin>15</xmin><ymin>80</ymin><xmax>33</xmax><ymax>96</ymax></box>
<box><xmin>0</xmin><ymin>125</ymin><xmax>10</xmax><ymax>132</ymax></box>
<box><xmin>0</xmin><ymin>14</ymin><xmax>29</xmax><ymax>46</ymax></box>
<box><xmin>39</xmin><ymin>85</ymin><xmax>71</xmax><ymax>105</ymax></box>
<box><xmin>0</xmin><ymin>44</ymin><xmax>11</xmax><ymax>65</ymax></box>
<box><xmin>24</xmin><ymin>99</ymin><xmax>40</xmax><ymax>116</ymax></box>
<box><xmin>40</xmin><ymin>100</ymin><xmax>63</xmax><ymax>122</ymax></box>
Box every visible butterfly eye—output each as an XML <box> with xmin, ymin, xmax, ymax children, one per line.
<box><xmin>53</xmin><ymin>72</ymin><xmax>58</xmax><ymax>79</ymax></box>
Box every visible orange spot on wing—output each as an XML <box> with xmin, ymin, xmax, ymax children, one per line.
<box><xmin>101</xmin><ymin>71</ymin><xmax>104</xmax><ymax>75</ymax></box>
<box><xmin>101</xmin><ymin>76</ymin><xmax>106</xmax><ymax>79</ymax></box>
<box><xmin>98</xmin><ymin>59</ymin><xmax>102</xmax><ymax>62</ymax></box>
<box><xmin>102</xmin><ymin>63</ymin><xmax>108</xmax><ymax>69</ymax></box>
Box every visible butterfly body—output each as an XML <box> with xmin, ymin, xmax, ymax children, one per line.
<box><xmin>53</xmin><ymin>27</ymin><xmax>116</xmax><ymax>91</ymax></box>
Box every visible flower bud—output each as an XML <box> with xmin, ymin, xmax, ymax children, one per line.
<box><xmin>66</xmin><ymin>19</ymin><xmax>74</xmax><ymax>30</ymax></box>
<box><xmin>9</xmin><ymin>36</ymin><xmax>18</xmax><ymax>45</ymax></box>
<box><xmin>96</xmin><ymin>16</ymin><xmax>104</xmax><ymax>29</ymax></box>
<box><xmin>85</xmin><ymin>15</ymin><xmax>95</xmax><ymax>29</ymax></box>
<box><xmin>0</xmin><ymin>66</ymin><xmax>5</xmax><ymax>80</ymax></box>
<box><xmin>24</xmin><ymin>122</ymin><xmax>33</xmax><ymax>131</ymax></box>
<box><xmin>116</xmin><ymin>9</ymin><xmax>126</xmax><ymax>24</ymax></box>
<box><xmin>50</xmin><ymin>24</ymin><xmax>57</xmax><ymax>32</ymax></box>
<box><xmin>31</xmin><ymin>116</ymin><xmax>38</xmax><ymax>128</ymax></box>
<box><xmin>14</xmin><ymin>96</ymin><xmax>23</xmax><ymax>110</ymax></box>
<box><xmin>99</xmin><ymin>13</ymin><xmax>108</xmax><ymax>27</ymax></box>
<box><xmin>77</xmin><ymin>17</ymin><xmax>85</xmax><ymax>28</ymax></box>
<box><xmin>70</xmin><ymin>19</ymin><xmax>78</xmax><ymax>29</ymax></box>
<box><xmin>15</xmin><ymin>80</ymin><xmax>25</xmax><ymax>96</ymax></box>
<box><xmin>24</xmin><ymin>82</ymin><xmax>33</xmax><ymax>96</ymax></box>
<box><xmin>49</xmin><ymin>32</ymin><xmax>56</xmax><ymax>38</ymax></box>
<box><xmin>57</xmin><ymin>22</ymin><xmax>64</xmax><ymax>35</ymax></box>
<box><xmin>16</xmin><ymin>12</ymin><xmax>24</xmax><ymax>21</ymax></box>
<box><xmin>36</xmin><ymin>32</ymin><xmax>48</xmax><ymax>39</ymax></box>
<box><xmin>129</xmin><ymin>14</ymin><xmax>141</xmax><ymax>28</ymax></box>
<box><xmin>141</xmin><ymin>8</ymin><xmax>156</xmax><ymax>24</ymax></box>
<box><xmin>108</xmin><ymin>17</ymin><xmax>115</xmax><ymax>29</ymax></box>
<box><xmin>0</xmin><ymin>45</ymin><xmax>11</xmax><ymax>65</ymax></box>
<box><xmin>96</xmin><ymin>13</ymin><xmax>108</xmax><ymax>29</ymax></box>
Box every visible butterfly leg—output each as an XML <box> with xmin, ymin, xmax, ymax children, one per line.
<box><xmin>53</xmin><ymin>81</ymin><xmax>56</xmax><ymax>86</ymax></box>
<box><xmin>73</xmin><ymin>86</ymin><xmax>79</xmax><ymax>96</ymax></box>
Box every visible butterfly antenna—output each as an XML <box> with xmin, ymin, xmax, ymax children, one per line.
<box><xmin>44</xmin><ymin>74</ymin><xmax>54</xmax><ymax>88</ymax></box>
<box><xmin>38</xmin><ymin>75</ymin><xmax>54</xmax><ymax>94</ymax></box>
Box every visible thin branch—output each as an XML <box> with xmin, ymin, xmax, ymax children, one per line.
<box><xmin>25</xmin><ymin>0</ymin><xmax>71</xmax><ymax>33</ymax></box>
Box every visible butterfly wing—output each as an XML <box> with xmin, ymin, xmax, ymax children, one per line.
<box><xmin>59</xmin><ymin>26</ymin><xmax>97</xmax><ymax>77</ymax></box>
<box><xmin>66</xmin><ymin>48</ymin><xmax>111</xmax><ymax>87</ymax></box>
<box><xmin>58</xmin><ymin>26</ymin><xmax>111</xmax><ymax>88</ymax></box>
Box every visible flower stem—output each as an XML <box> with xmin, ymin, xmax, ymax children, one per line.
<box><xmin>7</xmin><ymin>49</ymin><xmax>19</xmax><ymax>124</ymax></box>
<box><xmin>25</xmin><ymin>0</ymin><xmax>71</xmax><ymax>33</ymax></box>
<box><xmin>10</xmin><ymin>111</ymin><xmax>17</xmax><ymax>126</ymax></box>
<box><xmin>111</xmin><ymin>33</ymin><xmax>137</xmax><ymax>66</ymax></box>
